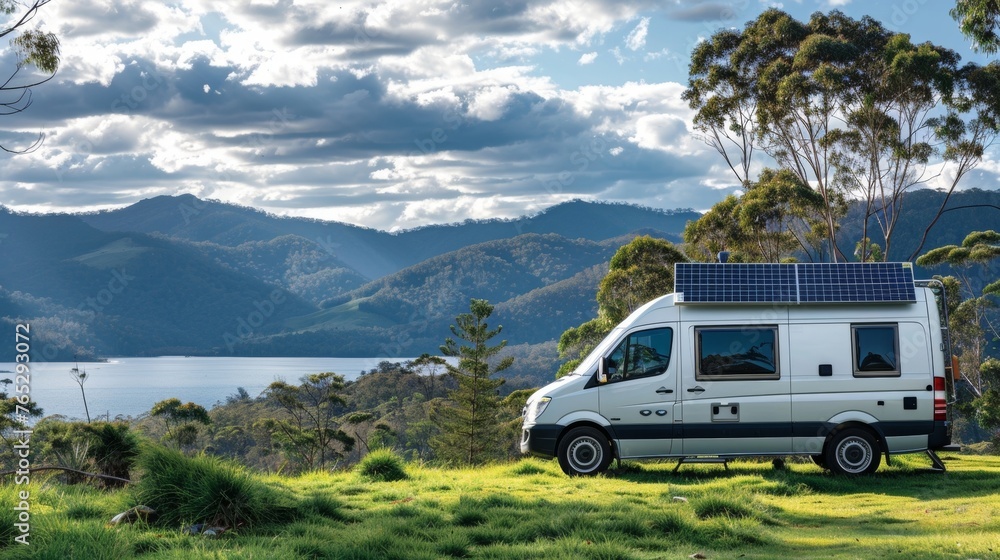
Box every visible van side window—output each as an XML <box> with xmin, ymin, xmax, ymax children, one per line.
<box><xmin>852</xmin><ymin>324</ymin><xmax>900</xmax><ymax>377</ymax></box>
<box><xmin>606</xmin><ymin>328</ymin><xmax>673</xmax><ymax>382</ymax></box>
<box><xmin>695</xmin><ymin>326</ymin><xmax>779</xmax><ymax>380</ymax></box>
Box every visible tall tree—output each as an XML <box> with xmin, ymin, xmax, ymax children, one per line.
<box><xmin>908</xmin><ymin>62</ymin><xmax>1000</xmax><ymax>260</ymax></box>
<box><xmin>259</xmin><ymin>372</ymin><xmax>354</xmax><ymax>471</ymax></box>
<box><xmin>917</xmin><ymin>231</ymin><xmax>1000</xmax><ymax>398</ymax></box>
<box><xmin>685</xmin><ymin>9</ymin><xmax>998</xmax><ymax>262</ymax></box>
<box><xmin>431</xmin><ymin>299</ymin><xmax>512</xmax><ymax>465</ymax></box>
<box><xmin>684</xmin><ymin>168</ymin><xmax>827</xmax><ymax>263</ymax></box>
<box><xmin>952</xmin><ymin>0</ymin><xmax>1000</xmax><ymax>54</ymax></box>
<box><xmin>70</xmin><ymin>364</ymin><xmax>90</xmax><ymax>423</ymax></box>
<box><xmin>558</xmin><ymin>236</ymin><xmax>687</xmax><ymax>377</ymax></box>
<box><xmin>149</xmin><ymin>398</ymin><xmax>211</xmax><ymax>451</ymax></box>
<box><xmin>1</xmin><ymin>0</ymin><xmax>59</xmax><ymax>153</ymax></box>
<box><xmin>596</xmin><ymin>236</ymin><xmax>688</xmax><ymax>323</ymax></box>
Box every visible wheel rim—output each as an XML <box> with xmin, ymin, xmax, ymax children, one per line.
<box><xmin>836</xmin><ymin>436</ymin><xmax>873</xmax><ymax>473</ymax></box>
<box><xmin>567</xmin><ymin>436</ymin><xmax>603</xmax><ymax>473</ymax></box>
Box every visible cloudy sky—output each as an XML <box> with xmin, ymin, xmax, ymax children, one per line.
<box><xmin>1</xmin><ymin>0</ymin><xmax>997</xmax><ymax>231</ymax></box>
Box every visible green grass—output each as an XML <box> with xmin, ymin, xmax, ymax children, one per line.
<box><xmin>4</xmin><ymin>452</ymin><xmax>1000</xmax><ymax>559</ymax></box>
<box><xmin>72</xmin><ymin>238</ymin><xmax>150</xmax><ymax>269</ymax></box>
<box><xmin>281</xmin><ymin>297</ymin><xmax>398</xmax><ymax>331</ymax></box>
<box><xmin>356</xmin><ymin>449</ymin><xmax>409</xmax><ymax>482</ymax></box>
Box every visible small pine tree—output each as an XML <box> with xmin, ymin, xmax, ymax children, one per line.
<box><xmin>431</xmin><ymin>299</ymin><xmax>513</xmax><ymax>465</ymax></box>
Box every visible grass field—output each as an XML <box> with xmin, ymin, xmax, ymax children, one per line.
<box><xmin>3</xmin><ymin>452</ymin><xmax>1000</xmax><ymax>559</ymax></box>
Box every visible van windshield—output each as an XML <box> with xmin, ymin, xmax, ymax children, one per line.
<box><xmin>571</xmin><ymin>327</ymin><xmax>625</xmax><ymax>376</ymax></box>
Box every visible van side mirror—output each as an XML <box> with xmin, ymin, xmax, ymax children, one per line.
<box><xmin>597</xmin><ymin>357</ymin><xmax>609</xmax><ymax>384</ymax></box>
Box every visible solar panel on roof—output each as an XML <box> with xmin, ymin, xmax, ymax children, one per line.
<box><xmin>673</xmin><ymin>262</ymin><xmax>916</xmax><ymax>304</ymax></box>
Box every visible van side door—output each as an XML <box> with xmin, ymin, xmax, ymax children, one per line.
<box><xmin>598</xmin><ymin>326</ymin><xmax>678</xmax><ymax>458</ymax></box>
<box><xmin>679</xmin><ymin>323</ymin><xmax>792</xmax><ymax>455</ymax></box>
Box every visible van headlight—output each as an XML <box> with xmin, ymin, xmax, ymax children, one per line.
<box><xmin>530</xmin><ymin>396</ymin><xmax>551</xmax><ymax>421</ymax></box>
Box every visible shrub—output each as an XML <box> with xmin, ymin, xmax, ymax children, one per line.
<box><xmin>357</xmin><ymin>449</ymin><xmax>408</xmax><ymax>482</ymax></box>
<box><xmin>85</xmin><ymin>422</ymin><xmax>141</xmax><ymax>486</ymax></box>
<box><xmin>510</xmin><ymin>459</ymin><xmax>551</xmax><ymax>476</ymax></box>
<box><xmin>692</xmin><ymin>495</ymin><xmax>755</xmax><ymax>520</ymax></box>
<box><xmin>133</xmin><ymin>444</ymin><xmax>291</xmax><ymax>529</ymax></box>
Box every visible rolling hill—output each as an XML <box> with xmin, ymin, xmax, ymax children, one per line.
<box><xmin>3</xmin><ymin>189</ymin><xmax>998</xmax><ymax>360</ymax></box>
<box><xmin>0</xmin><ymin>209</ymin><xmax>316</xmax><ymax>360</ymax></box>
<box><xmin>79</xmin><ymin>195</ymin><xmax>696</xmax><ymax>279</ymax></box>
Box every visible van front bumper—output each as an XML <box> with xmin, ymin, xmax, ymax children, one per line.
<box><xmin>520</xmin><ymin>424</ymin><xmax>562</xmax><ymax>458</ymax></box>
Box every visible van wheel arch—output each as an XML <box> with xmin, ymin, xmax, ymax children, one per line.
<box><xmin>823</xmin><ymin>423</ymin><xmax>885</xmax><ymax>475</ymax></box>
<box><xmin>556</xmin><ymin>423</ymin><xmax>616</xmax><ymax>476</ymax></box>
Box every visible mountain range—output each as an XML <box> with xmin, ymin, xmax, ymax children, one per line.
<box><xmin>1</xmin><ymin>189</ymin><xmax>998</xmax><ymax>363</ymax></box>
<box><xmin>0</xmin><ymin>197</ymin><xmax>695</xmax><ymax>361</ymax></box>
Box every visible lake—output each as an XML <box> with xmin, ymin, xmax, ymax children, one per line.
<box><xmin>1</xmin><ymin>356</ymin><xmax>424</xmax><ymax>421</ymax></box>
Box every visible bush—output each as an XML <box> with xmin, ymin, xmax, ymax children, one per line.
<box><xmin>85</xmin><ymin>422</ymin><xmax>141</xmax><ymax>486</ymax></box>
<box><xmin>133</xmin><ymin>444</ymin><xmax>291</xmax><ymax>529</ymax></box>
<box><xmin>357</xmin><ymin>449</ymin><xmax>409</xmax><ymax>482</ymax></box>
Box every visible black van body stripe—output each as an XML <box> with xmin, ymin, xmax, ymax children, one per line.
<box><xmin>523</xmin><ymin>420</ymin><xmax>936</xmax><ymax>459</ymax></box>
<box><xmin>609</xmin><ymin>421</ymin><xmax>934</xmax><ymax>440</ymax></box>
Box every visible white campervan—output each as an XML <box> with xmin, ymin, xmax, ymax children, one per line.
<box><xmin>521</xmin><ymin>262</ymin><xmax>955</xmax><ymax>476</ymax></box>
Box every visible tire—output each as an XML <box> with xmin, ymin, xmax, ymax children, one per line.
<box><xmin>810</xmin><ymin>454</ymin><xmax>827</xmax><ymax>469</ymax></box>
<box><xmin>557</xmin><ymin>427</ymin><xmax>612</xmax><ymax>476</ymax></box>
<box><xmin>825</xmin><ymin>428</ymin><xmax>880</xmax><ymax>475</ymax></box>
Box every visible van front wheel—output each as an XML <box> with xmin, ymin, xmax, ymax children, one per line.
<box><xmin>557</xmin><ymin>427</ymin><xmax>612</xmax><ymax>476</ymax></box>
<box><xmin>826</xmin><ymin>428</ymin><xmax>880</xmax><ymax>475</ymax></box>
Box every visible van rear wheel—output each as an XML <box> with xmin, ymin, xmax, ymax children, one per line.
<box><xmin>557</xmin><ymin>427</ymin><xmax>612</xmax><ymax>476</ymax></box>
<box><xmin>826</xmin><ymin>428</ymin><xmax>880</xmax><ymax>475</ymax></box>
<box><xmin>810</xmin><ymin>454</ymin><xmax>827</xmax><ymax>469</ymax></box>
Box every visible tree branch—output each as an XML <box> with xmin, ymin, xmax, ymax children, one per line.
<box><xmin>0</xmin><ymin>465</ymin><xmax>133</xmax><ymax>484</ymax></box>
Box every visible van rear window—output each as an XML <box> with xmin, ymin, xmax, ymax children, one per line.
<box><xmin>695</xmin><ymin>327</ymin><xmax>779</xmax><ymax>380</ymax></box>
<box><xmin>852</xmin><ymin>324</ymin><xmax>900</xmax><ymax>376</ymax></box>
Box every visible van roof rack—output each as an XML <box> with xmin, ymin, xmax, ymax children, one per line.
<box><xmin>674</xmin><ymin>262</ymin><xmax>917</xmax><ymax>305</ymax></box>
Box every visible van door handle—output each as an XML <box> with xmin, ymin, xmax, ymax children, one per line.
<box><xmin>656</xmin><ymin>387</ymin><xmax>673</xmax><ymax>394</ymax></box>
<box><xmin>687</xmin><ymin>386</ymin><xmax>705</xmax><ymax>394</ymax></box>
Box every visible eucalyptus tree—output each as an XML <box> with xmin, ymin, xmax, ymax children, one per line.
<box><xmin>684</xmin><ymin>168</ymin><xmax>827</xmax><ymax>263</ymax></box>
<box><xmin>1</xmin><ymin>0</ymin><xmax>59</xmax><ymax>153</ymax></box>
<box><xmin>952</xmin><ymin>0</ymin><xmax>1000</xmax><ymax>54</ymax></box>
<box><xmin>596</xmin><ymin>236</ymin><xmax>688</xmax><ymax>323</ymax></box>
<box><xmin>150</xmin><ymin>398</ymin><xmax>211</xmax><ymax>451</ymax></box>
<box><xmin>260</xmin><ymin>373</ymin><xmax>354</xmax><ymax>470</ymax></box>
<box><xmin>917</xmin><ymin>230</ymin><xmax>1000</xmax><ymax>398</ymax></box>
<box><xmin>558</xmin><ymin>236</ymin><xmax>687</xmax><ymax>377</ymax></box>
<box><xmin>685</xmin><ymin>9</ymin><xmax>999</xmax><ymax>262</ymax></box>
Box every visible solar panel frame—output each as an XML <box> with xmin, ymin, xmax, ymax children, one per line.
<box><xmin>674</xmin><ymin>262</ymin><xmax>916</xmax><ymax>304</ymax></box>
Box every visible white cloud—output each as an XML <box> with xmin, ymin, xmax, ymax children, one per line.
<box><xmin>611</xmin><ymin>46</ymin><xmax>626</xmax><ymax>65</ymax></box>
<box><xmin>625</xmin><ymin>17</ymin><xmax>650</xmax><ymax>51</ymax></box>
<box><xmin>13</xmin><ymin>0</ymin><xmax>975</xmax><ymax>232</ymax></box>
<box><xmin>467</xmin><ymin>86</ymin><xmax>517</xmax><ymax>121</ymax></box>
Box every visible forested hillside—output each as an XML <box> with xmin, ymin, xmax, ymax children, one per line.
<box><xmin>80</xmin><ymin>195</ymin><xmax>696</xmax><ymax>279</ymax></box>
<box><xmin>0</xmin><ymin>200</ymin><xmax>686</xmax><ymax>359</ymax></box>
<box><xmin>2</xmin><ymin>191</ymin><xmax>998</xmax><ymax>361</ymax></box>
